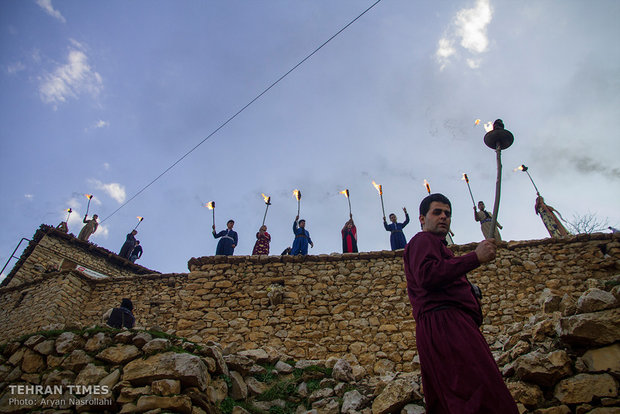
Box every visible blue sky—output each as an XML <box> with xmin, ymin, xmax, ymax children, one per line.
<box><xmin>1</xmin><ymin>0</ymin><xmax>619</xmax><ymax>278</ymax></box>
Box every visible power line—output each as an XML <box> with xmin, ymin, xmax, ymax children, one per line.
<box><xmin>101</xmin><ymin>0</ymin><xmax>382</xmax><ymax>223</ymax></box>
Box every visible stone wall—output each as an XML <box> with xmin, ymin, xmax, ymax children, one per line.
<box><xmin>0</xmin><ymin>232</ymin><xmax>618</xmax><ymax>375</ymax></box>
<box><xmin>1</xmin><ymin>225</ymin><xmax>157</xmax><ymax>288</ymax></box>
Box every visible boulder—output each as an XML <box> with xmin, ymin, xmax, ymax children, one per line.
<box><xmin>96</xmin><ymin>345</ymin><xmax>141</xmax><ymax>365</ymax></box>
<box><xmin>229</xmin><ymin>371</ymin><xmax>248</xmax><ymax>400</ymax></box>
<box><xmin>558</xmin><ymin>308</ymin><xmax>620</xmax><ymax>346</ymax></box>
<box><xmin>576</xmin><ymin>289</ymin><xmax>617</xmax><ymax>313</ymax></box>
<box><xmin>122</xmin><ymin>351</ymin><xmax>210</xmax><ymax>391</ymax></box>
<box><xmin>75</xmin><ymin>363</ymin><xmax>108</xmax><ymax>385</ymax></box>
<box><xmin>372</xmin><ymin>377</ymin><xmax>420</xmax><ymax>414</ymax></box>
<box><xmin>84</xmin><ymin>332</ymin><xmax>112</xmax><ymax>352</ymax></box>
<box><xmin>554</xmin><ymin>373</ymin><xmax>618</xmax><ymax>404</ymax></box>
<box><xmin>582</xmin><ymin>344</ymin><xmax>620</xmax><ymax>374</ymax></box>
<box><xmin>341</xmin><ymin>389</ymin><xmax>368</xmax><ymax>414</ymax></box>
<box><xmin>332</xmin><ymin>359</ymin><xmax>354</xmax><ymax>382</ymax></box>
<box><xmin>135</xmin><ymin>395</ymin><xmax>192</xmax><ymax>414</ymax></box>
<box><xmin>55</xmin><ymin>332</ymin><xmax>84</xmax><ymax>354</ymax></box>
<box><xmin>513</xmin><ymin>350</ymin><xmax>572</xmax><ymax>387</ymax></box>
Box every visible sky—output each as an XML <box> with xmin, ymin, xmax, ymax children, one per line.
<box><xmin>1</xmin><ymin>0</ymin><xmax>619</xmax><ymax>279</ymax></box>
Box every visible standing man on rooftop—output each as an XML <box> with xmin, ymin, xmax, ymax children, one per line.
<box><xmin>404</xmin><ymin>193</ymin><xmax>518</xmax><ymax>413</ymax></box>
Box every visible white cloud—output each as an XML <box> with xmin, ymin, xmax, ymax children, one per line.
<box><xmin>24</xmin><ymin>194</ymin><xmax>34</xmax><ymax>200</ymax></box>
<box><xmin>39</xmin><ymin>42</ymin><xmax>103</xmax><ymax>106</ymax></box>
<box><xmin>455</xmin><ymin>0</ymin><xmax>492</xmax><ymax>54</ymax></box>
<box><xmin>94</xmin><ymin>120</ymin><xmax>109</xmax><ymax>129</ymax></box>
<box><xmin>435</xmin><ymin>0</ymin><xmax>493</xmax><ymax>70</ymax></box>
<box><xmin>36</xmin><ymin>0</ymin><xmax>66</xmax><ymax>23</ymax></box>
<box><xmin>90</xmin><ymin>179</ymin><xmax>127</xmax><ymax>204</ymax></box>
<box><xmin>103</xmin><ymin>162</ymin><xmax>110</xmax><ymax>170</ymax></box>
<box><xmin>7</xmin><ymin>61</ymin><xmax>26</xmax><ymax>75</ymax></box>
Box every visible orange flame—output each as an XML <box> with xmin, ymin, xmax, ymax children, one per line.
<box><xmin>84</xmin><ymin>194</ymin><xmax>93</xmax><ymax>199</ymax></box>
<box><xmin>67</xmin><ymin>208</ymin><xmax>72</xmax><ymax>213</ymax></box>
<box><xmin>206</xmin><ymin>201</ymin><xmax>215</xmax><ymax>210</ymax></box>
<box><xmin>261</xmin><ymin>193</ymin><xmax>271</xmax><ymax>204</ymax></box>
<box><xmin>372</xmin><ymin>181</ymin><xmax>382</xmax><ymax>195</ymax></box>
<box><xmin>462</xmin><ymin>173</ymin><xmax>469</xmax><ymax>183</ymax></box>
<box><xmin>137</xmin><ymin>216</ymin><xmax>144</xmax><ymax>221</ymax></box>
<box><xmin>474</xmin><ymin>119</ymin><xmax>480</xmax><ymax>126</ymax></box>
<box><xmin>339</xmin><ymin>189</ymin><xmax>349</xmax><ymax>198</ymax></box>
<box><xmin>514</xmin><ymin>164</ymin><xmax>526</xmax><ymax>172</ymax></box>
<box><xmin>424</xmin><ymin>179</ymin><xmax>431</xmax><ymax>194</ymax></box>
<box><xmin>293</xmin><ymin>189</ymin><xmax>301</xmax><ymax>201</ymax></box>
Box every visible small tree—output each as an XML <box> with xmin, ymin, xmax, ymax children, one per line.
<box><xmin>566</xmin><ymin>212</ymin><xmax>610</xmax><ymax>234</ymax></box>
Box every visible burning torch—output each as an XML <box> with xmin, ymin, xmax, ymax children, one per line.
<box><xmin>424</xmin><ymin>179</ymin><xmax>431</xmax><ymax>195</ymax></box>
<box><xmin>372</xmin><ymin>181</ymin><xmax>386</xmax><ymax>219</ymax></box>
<box><xmin>84</xmin><ymin>194</ymin><xmax>94</xmax><ymax>217</ymax></box>
<box><xmin>206</xmin><ymin>201</ymin><xmax>215</xmax><ymax>227</ymax></box>
<box><xmin>340</xmin><ymin>189</ymin><xmax>352</xmax><ymax>216</ymax></box>
<box><xmin>515</xmin><ymin>164</ymin><xmax>540</xmax><ymax>195</ymax></box>
<box><xmin>462</xmin><ymin>173</ymin><xmax>476</xmax><ymax>208</ymax></box>
<box><xmin>483</xmin><ymin>119</ymin><xmax>514</xmax><ymax>239</ymax></box>
<box><xmin>65</xmin><ymin>208</ymin><xmax>73</xmax><ymax>222</ymax></box>
<box><xmin>293</xmin><ymin>189</ymin><xmax>301</xmax><ymax>216</ymax></box>
<box><xmin>261</xmin><ymin>193</ymin><xmax>271</xmax><ymax>226</ymax></box>
<box><xmin>133</xmin><ymin>216</ymin><xmax>144</xmax><ymax>230</ymax></box>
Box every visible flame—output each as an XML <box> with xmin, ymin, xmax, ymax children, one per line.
<box><xmin>137</xmin><ymin>216</ymin><xmax>144</xmax><ymax>221</ymax></box>
<box><xmin>484</xmin><ymin>121</ymin><xmax>493</xmax><ymax>132</ymax></box>
<box><xmin>424</xmin><ymin>179</ymin><xmax>431</xmax><ymax>194</ymax></box>
<box><xmin>261</xmin><ymin>193</ymin><xmax>271</xmax><ymax>204</ymax></box>
<box><xmin>474</xmin><ymin>119</ymin><xmax>480</xmax><ymax>126</ymax></box>
<box><xmin>339</xmin><ymin>189</ymin><xmax>349</xmax><ymax>198</ymax></box>
<box><xmin>206</xmin><ymin>201</ymin><xmax>215</xmax><ymax>210</ymax></box>
<box><xmin>67</xmin><ymin>208</ymin><xmax>72</xmax><ymax>213</ymax></box>
<box><xmin>84</xmin><ymin>194</ymin><xmax>93</xmax><ymax>199</ymax></box>
<box><xmin>372</xmin><ymin>181</ymin><xmax>382</xmax><ymax>195</ymax></box>
<box><xmin>514</xmin><ymin>164</ymin><xmax>527</xmax><ymax>172</ymax></box>
<box><xmin>462</xmin><ymin>173</ymin><xmax>469</xmax><ymax>183</ymax></box>
<box><xmin>293</xmin><ymin>189</ymin><xmax>301</xmax><ymax>201</ymax></box>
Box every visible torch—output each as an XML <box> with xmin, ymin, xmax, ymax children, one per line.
<box><xmin>515</xmin><ymin>164</ymin><xmax>540</xmax><ymax>195</ymax></box>
<box><xmin>206</xmin><ymin>201</ymin><xmax>215</xmax><ymax>227</ymax></box>
<box><xmin>462</xmin><ymin>173</ymin><xmax>476</xmax><ymax>207</ymax></box>
<box><xmin>340</xmin><ymin>189</ymin><xmax>352</xmax><ymax>216</ymax></box>
<box><xmin>483</xmin><ymin>119</ymin><xmax>514</xmax><ymax>239</ymax></box>
<box><xmin>133</xmin><ymin>216</ymin><xmax>144</xmax><ymax>230</ymax></box>
<box><xmin>261</xmin><ymin>193</ymin><xmax>271</xmax><ymax>226</ymax></box>
<box><xmin>65</xmin><ymin>208</ymin><xmax>72</xmax><ymax>222</ymax></box>
<box><xmin>372</xmin><ymin>181</ymin><xmax>386</xmax><ymax>218</ymax></box>
<box><xmin>84</xmin><ymin>194</ymin><xmax>94</xmax><ymax>216</ymax></box>
<box><xmin>293</xmin><ymin>189</ymin><xmax>301</xmax><ymax>216</ymax></box>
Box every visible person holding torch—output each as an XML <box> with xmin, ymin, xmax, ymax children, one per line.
<box><xmin>383</xmin><ymin>207</ymin><xmax>410</xmax><ymax>250</ymax></box>
<box><xmin>252</xmin><ymin>225</ymin><xmax>271</xmax><ymax>255</ymax></box>
<box><xmin>291</xmin><ymin>215</ymin><xmax>313</xmax><ymax>256</ymax></box>
<box><xmin>212</xmin><ymin>219</ymin><xmax>238</xmax><ymax>256</ymax></box>
<box><xmin>474</xmin><ymin>201</ymin><xmax>503</xmax><ymax>241</ymax></box>
<box><xmin>404</xmin><ymin>193</ymin><xmax>518</xmax><ymax>413</ymax></box>
<box><xmin>78</xmin><ymin>214</ymin><xmax>98</xmax><ymax>242</ymax></box>
<box><xmin>341</xmin><ymin>214</ymin><xmax>358</xmax><ymax>253</ymax></box>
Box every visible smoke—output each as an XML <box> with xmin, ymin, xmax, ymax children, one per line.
<box><xmin>567</xmin><ymin>154</ymin><xmax>620</xmax><ymax>181</ymax></box>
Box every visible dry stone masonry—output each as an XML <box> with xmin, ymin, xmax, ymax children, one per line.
<box><xmin>0</xmin><ymin>274</ymin><xmax>618</xmax><ymax>413</ymax></box>
<box><xmin>0</xmin><ymin>226</ymin><xmax>618</xmax><ymax>412</ymax></box>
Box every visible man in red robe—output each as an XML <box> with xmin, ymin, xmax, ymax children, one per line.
<box><xmin>404</xmin><ymin>193</ymin><xmax>518</xmax><ymax>413</ymax></box>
